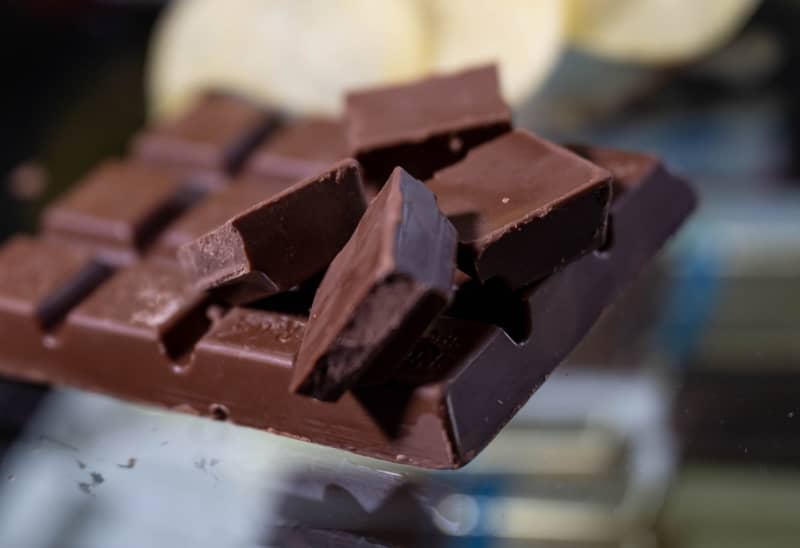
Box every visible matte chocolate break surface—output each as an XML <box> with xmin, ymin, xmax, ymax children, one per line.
<box><xmin>428</xmin><ymin>130</ymin><xmax>614</xmax><ymax>289</ymax></box>
<box><xmin>345</xmin><ymin>65</ymin><xmax>512</xmax><ymax>181</ymax></box>
<box><xmin>291</xmin><ymin>168</ymin><xmax>457</xmax><ymax>401</ymax></box>
<box><xmin>177</xmin><ymin>159</ymin><xmax>367</xmax><ymax>304</ymax></box>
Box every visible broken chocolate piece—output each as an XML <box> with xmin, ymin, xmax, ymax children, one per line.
<box><xmin>153</xmin><ymin>176</ymin><xmax>295</xmax><ymax>260</ymax></box>
<box><xmin>178</xmin><ymin>159</ymin><xmax>367</xmax><ymax>303</ymax></box>
<box><xmin>244</xmin><ymin>117</ymin><xmax>349</xmax><ymax>181</ymax></box>
<box><xmin>428</xmin><ymin>130</ymin><xmax>613</xmax><ymax>289</ymax></box>
<box><xmin>345</xmin><ymin>65</ymin><xmax>511</xmax><ymax>181</ymax></box>
<box><xmin>291</xmin><ymin>168</ymin><xmax>457</xmax><ymax>401</ymax></box>
<box><xmin>131</xmin><ymin>92</ymin><xmax>279</xmax><ymax>186</ymax></box>
<box><xmin>41</xmin><ymin>160</ymin><xmax>199</xmax><ymax>265</ymax></box>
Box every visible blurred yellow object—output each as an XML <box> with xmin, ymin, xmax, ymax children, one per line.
<box><xmin>567</xmin><ymin>0</ymin><xmax>761</xmax><ymax>64</ymax></box>
<box><xmin>147</xmin><ymin>0</ymin><xmax>568</xmax><ymax>120</ymax></box>
<box><xmin>148</xmin><ymin>0</ymin><xmax>430</xmax><ymax>119</ymax></box>
<box><xmin>425</xmin><ymin>0</ymin><xmax>565</xmax><ymax>105</ymax></box>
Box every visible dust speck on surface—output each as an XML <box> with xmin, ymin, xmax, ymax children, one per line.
<box><xmin>117</xmin><ymin>458</ymin><xmax>136</xmax><ymax>469</ymax></box>
<box><xmin>194</xmin><ymin>458</ymin><xmax>206</xmax><ymax>471</ymax></box>
<box><xmin>77</xmin><ymin>471</ymin><xmax>105</xmax><ymax>495</ymax></box>
<box><xmin>7</xmin><ymin>475</ymin><xmax>14</xmax><ymax>482</ymax></box>
<box><xmin>76</xmin><ymin>460</ymin><xmax>87</xmax><ymax>470</ymax></box>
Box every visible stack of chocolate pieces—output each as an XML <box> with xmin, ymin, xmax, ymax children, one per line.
<box><xmin>0</xmin><ymin>65</ymin><xmax>695</xmax><ymax>468</ymax></box>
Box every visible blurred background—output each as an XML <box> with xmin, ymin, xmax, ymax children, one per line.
<box><xmin>1</xmin><ymin>1</ymin><xmax>799</xmax><ymax>546</ymax></box>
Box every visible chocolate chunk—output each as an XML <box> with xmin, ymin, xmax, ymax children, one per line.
<box><xmin>428</xmin><ymin>130</ymin><xmax>613</xmax><ymax>289</ymax></box>
<box><xmin>153</xmin><ymin>176</ymin><xmax>295</xmax><ymax>260</ymax></box>
<box><xmin>131</xmin><ymin>92</ymin><xmax>279</xmax><ymax>187</ymax></box>
<box><xmin>291</xmin><ymin>168</ymin><xmax>456</xmax><ymax>401</ymax></box>
<box><xmin>58</xmin><ymin>260</ymin><xmax>213</xmax><ymax>391</ymax></box>
<box><xmin>243</xmin><ymin>117</ymin><xmax>349</xmax><ymax>181</ymax></box>
<box><xmin>178</xmin><ymin>159</ymin><xmax>367</xmax><ymax>304</ymax></box>
<box><xmin>345</xmin><ymin>65</ymin><xmax>511</xmax><ymax>181</ymax></box>
<box><xmin>0</xmin><ymin>236</ymin><xmax>110</xmax><ymax>382</ymax></box>
<box><xmin>41</xmin><ymin>161</ymin><xmax>200</xmax><ymax>265</ymax></box>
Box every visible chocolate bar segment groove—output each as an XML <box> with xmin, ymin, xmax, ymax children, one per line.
<box><xmin>131</xmin><ymin>92</ymin><xmax>280</xmax><ymax>187</ymax></box>
<box><xmin>42</xmin><ymin>160</ymin><xmax>201</xmax><ymax>265</ymax></box>
<box><xmin>291</xmin><ymin>168</ymin><xmax>457</xmax><ymax>401</ymax></box>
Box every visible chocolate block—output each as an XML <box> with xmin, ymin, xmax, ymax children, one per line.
<box><xmin>41</xmin><ymin>161</ymin><xmax>199</xmax><ymax>265</ymax></box>
<box><xmin>428</xmin><ymin>130</ymin><xmax>613</xmax><ymax>289</ymax></box>
<box><xmin>0</xmin><ymin>236</ymin><xmax>109</xmax><ymax>382</ymax></box>
<box><xmin>244</xmin><ymin>117</ymin><xmax>348</xmax><ymax>181</ymax></box>
<box><xmin>345</xmin><ymin>65</ymin><xmax>511</xmax><ymax>181</ymax></box>
<box><xmin>153</xmin><ymin>176</ymin><xmax>295</xmax><ymax>260</ymax></box>
<box><xmin>0</xmin><ymin>147</ymin><xmax>694</xmax><ymax>469</ymax></box>
<box><xmin>178</xmin><ymin>159</ymin><xmax>367</xmax><ymax>304</ymax></box>
<box><xmin>131</xmin><ymin>92</ymin><xmax>279</xmax><ymax>187</ymax></box>
<box><xmin>291</xmin><ymin>168</ymin><xmax>457</xmax><ymax>401</ymax></box>
<box><xmin>58</xmin><ymin>260</ymin><xmax>213</xmax><ymax>393</ymax></box>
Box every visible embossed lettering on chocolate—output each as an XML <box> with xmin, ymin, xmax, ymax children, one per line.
<box><xmin>291</xmin><ymin>167</ymin><xmax>457</xmax><ymax>401</ymax></box>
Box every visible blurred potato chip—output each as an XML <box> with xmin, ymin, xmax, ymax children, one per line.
<box><xmin>567</xmin><ymin>0</ymin><xmax>761</xmax><ymax>64</ymax></box>
<box><xmin>425</xmin><ymin>0</ymin><xmax>565</xmax><ymax>105</ymax></box>
<box><xmin>149</xmin><ymin>0</ymin><xmax>431</xmax><ymax>119</ymax></box>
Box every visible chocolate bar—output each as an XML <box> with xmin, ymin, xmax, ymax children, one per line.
<box><xmin>291</xmin><ymin>168</ymin><xmax>457</xmax><ymax>401</ymax></box>
<box><xmin>428</xmin><ymin>130</ymin><xmax>613</xmax><ymax>289</ymax></box>
<box><xmin>345</xmin><ymin>65</ymin><xmax>512</xmax><ymax>181</ymax></box>
<box><xmin>243</xmin><ymin>117</ymin><xmax>348</xmax><ymax>181</ymax></box>
<box><xmin>178</xmin><ymin>159</ymin><xmax>367</xmax><ymax>304</ymax></box>
<box><xmin>41</xmin><ymin>160</ymin><xmax>200</xmax><ymax>265</ymax></box>
<box><xmin>152</xmin><ymin>176</ymin><xmax>295</xmax><ymax>260</ymax></box>
<box><xmin>131</xmin><ymin>92</ymin><xmax>279</xmax><ymax>188</ymax></box>
<box><xmin>0</xmin><ymin>145</ymin><xmax>694</xmax><ymax>468</ymax></box>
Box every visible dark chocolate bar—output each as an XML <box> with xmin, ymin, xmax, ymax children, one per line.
<box><xmin>131</xmin><ymin>92</ymin><xmax>279</xmax><ymax>188</ymax></box>
<box><xmin>178</xmin><ymin>159</ymin><xmax>367</xmax><ymax>304</ymax></box>
<box><xmin>428</xmin><ymin>130</ymin><xmax>614</xmax><ymax>289</ymax></box>
<box><xmin>41</xmin><ymin>160</ymin><xmax>200</xmax><ymax>265</ymax></box>
<box><xmin>345</xmin><ymin>65</ymin><xmax>511</xmax><ymax>181</ymax></box>
<box><xmin>291</xmin><ymin>168</ymin><xmax>456</xmax><ymax>401</ymax></box>
<box><xmin>0</xmin><ymin>145</ymin><xmax>694</xmax><ymax>468</ymax></box>
<box><xmin>152</xmin><ymin>176</ymin><xmax>296</xmax><ymax>260</ymax></box>
<box><xmin>243</xmin><ymin>117</ymin><xmax>348</xmax><ymax>181</ymax></box>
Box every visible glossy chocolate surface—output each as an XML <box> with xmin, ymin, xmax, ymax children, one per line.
<box><xmin>345</xmin><ymin>65</ymin><xmax>511</xmax><ymax>181</ymax></box>
<box><xmin>429</xmin><ymin>130</ymin><xmax>613</xmax><ymax>289</ymax></box>
<box><xmin>178</xmin><ymin>159</ymin><xmax>367</xmax><ymax>303</ymax></box>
